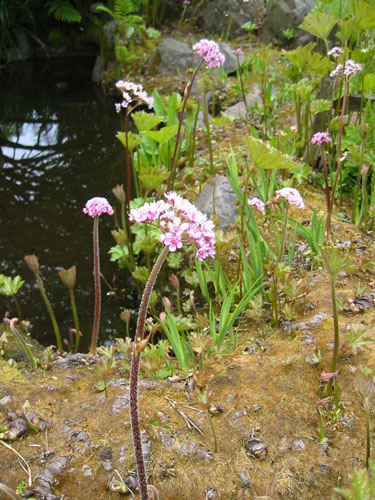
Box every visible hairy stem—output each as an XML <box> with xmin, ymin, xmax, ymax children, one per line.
<box><xmin>90</xmin><ymin>216</ymin><xmax>101</xmax><ymax>354</ymax></box>
<box><xmin>130</xmin><ymin>245</ymin><xmax>169</xmax><ymax>500</ymax></box>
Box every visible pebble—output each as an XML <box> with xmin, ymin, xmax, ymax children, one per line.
<box><xmin>238</xmin><ymin>471</ymin><xmax>252</xmax><ymax>489</ymax></box>
<box><xmin>112</xmin><ymin>395</ymin><xmax>130</xmax><ymax>414</ymax></box>
<box><xmin>0</xmin><ymin>395</ymin><xmax>14</xmax><ymax>405</ymax></box>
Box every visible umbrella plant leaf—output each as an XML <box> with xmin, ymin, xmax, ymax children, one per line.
<box><xmin>139</xmin><ymin>170</ymin><xmax>169</xmax><ymax>191</ymax></box>
<box><xmin>299</xmin><ymin>10</ymin><xmax>336</xmax><ymax>41</ymax></box>
<box><xmin>0</xmin><ymin>275</ymin><xmax>25</xmax><ymax>296</ymax></box>
<box><xmin>245</xmin><ymin>136</ymin><xmax>300</xmax><ymax>170</ymax></box>
<box><xmin>143</xmin><ymin>123</ymin><xmax>179</xmax><ymax>144</ymax></box>
<box><xmin>131</xmin><ymin>111</ymin><xmax>164</xmax><ymax>132</ymax></box>
<box><xmin>116</xmin><ymin>131</ymin><xmax>141</xmax><ymax>150</ymax></box>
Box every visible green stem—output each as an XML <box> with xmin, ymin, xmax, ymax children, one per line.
<box><xmin>69</xmin><ymin>288</ymin><xmax>80</xmax><ymax>353</ymax></box>
<box><xmin>8</xmin><ymin>318</ymin><xmax>36</xmax><ymax>368</ymax></box>
<box><xmin>130</xmin><ymin>245</ymin><xmax>169</xmax><ymax>500</ymax></box>
<box><xmin>36</xmin><ymin>273</ymin><xmax>62</xmax><ymax>351</ymax></box>
<box><xmin>316</xmin><ymin>405</ymin><xmax>327</xmax><ymax>444</ymax></box>
<box><xmin>327</xmin><ymin>273</ymin><xmax>339</xmax><ymax>396</ymax></box>
<box><xmin>207</xmin><ymin>410</ymin><xmax>218</xmax><ymax>453</ymax></box>
<box><xmin>12</xmin><ymin>294</ymin><xmax>22</xmax><ymax>321</ymax></box>
<box><xmin>90</xmin><ymin>215</ymin><xmax>101</xmax><ymax>354</ymax></box>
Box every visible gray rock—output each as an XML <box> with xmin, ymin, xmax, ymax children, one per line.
<box><xmin>261</xmin><ymin>0</ymin><xmax>317</xmax><ymax>47</ymax></box>
<box><xmin>223</xmin><ymin>84</ymin><xmax>262</xmax><ymax>120</ymax></box>
<box><xmin>9</xmin><ymin>28</ymin><xmax>33</xmax><ymax>61</ymax></box>
<box><xmin>196</xmin><ymin>175</ymin><xmax>238</xmax><ymax>229</ymax></box>
<box><xmin>112</xmin><ymin>395</ymin><xmax>130</xmax><ymax>413</ymax></box>
<box><xmin>198</xmin><ymin>0</ymin><xmax>263</xmax><ymax>39</ymax></box>
<box><xmin>0</xmin><ymin>395</ymin><xmax>14</xmax><ymax>406</ymax></box>
<box><xmin>156</xmin><ymin>37</ymin><xmax>197</xmax><ymax>74</ymax></box>
<box><xmin>151</xmin><ymin>38</ymin><xmax>242</xmax><ymax>75</ymax></box>
<box><xmin>141</xmin><ymin>432</ymin><xmax>152</xmax><ymax>464</ymax></box>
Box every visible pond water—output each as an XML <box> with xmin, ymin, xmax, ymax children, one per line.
<box><xmin>0</xmin><ymin>56</ymin><xmax>134</xmax><ymax>350</ymax></box>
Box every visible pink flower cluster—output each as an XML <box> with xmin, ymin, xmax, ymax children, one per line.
<box><xmin>192</xmin><ymin>39</ymin><xmax>225</xmax><ymax>70</ymax></box>
<box><xmin>129</xmin><ymin>192</ymin><xmax>216</xmax><ymax>260</ymax></box>
<box><xmin>327</xmin><ymin>46</ymin><xmax>343</xmax><ymax>58</ymax></box>
<box><xmin>311</xmin><ymin>131</ymin><xmax>332</xmax><ymax>146</ymax></box>
<box><xmin>233</xmin><ymin>47</ymin><xmax>243</xmax><ymax>57</ymax></box>
<box><xmin>248</xmin><ymin>196</ymin><xmax>265</xmax><ymax>215</ymax></box>
<box><xmin>83</xmin><ymin>197</ymin><xmax>114</xmax><ymax>217</ymax></box>
<box><xmin>275</xmin><ymin>188</ymin><xmax>305</xmax><ymax>209</ymax></box>
<box><xmin>115</xmin><ymin>80</ymin><xmax>154</xmax><ymax>112</ymax></box>
<box><xmin>330</xmin><ymin>59</ymin><xmax>362</xmax><ymax>78</ymax></box>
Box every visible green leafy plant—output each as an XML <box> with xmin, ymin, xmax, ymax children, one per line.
<box><xmin>0</xmin><ymin>274</ymin><xmax>24</xmax><ymax>319</ymax></box>
<box><xmin>46</xmin><ymin>0</ymin><xmax>82</xmax><ymax>22</ymax></box>
<box><xmin>334</xmin><ymin>459</ymin><xmax>375</xmax><ymax>499</ymax></box>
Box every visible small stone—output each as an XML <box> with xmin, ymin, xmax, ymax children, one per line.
<box><xmin>206</xmin><ymin>488</ymin><xmax>218</xmax><ymax>499</ymax></box>
<box><xmin>74</xmin><ymin>431</ymin><xmax>89</xmax><ymax>442</ymax></box>
<box><xmin>0</xmin><ymin>395</ymin><xmax>14</xmax><ymax>405</ymax></box>
<box><xmin>82</xmin><ymin>464</ymin><xmax>93</xmax><ymax>477</ymax></box>
<box><xmin>238</xmin><ymin>471</ymin><xmax>252</xmax><ymax>489</ymax></box>
<box><xmin>292</xmin><ymin>438</ymin><xmax>306</xmax><ymax>451</ymax></box>
<box><xmin>112</xmin><ymin>396</ymin><xmax>130</xmax><ymax>414</ymax></box>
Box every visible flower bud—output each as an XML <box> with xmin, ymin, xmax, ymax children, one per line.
<box><xmin>24</xmin><ymin>254</ymin><xmax>39</xmax><ymax>275</ymax></box>
<box><xmin>169</xmin><ymin>273</ymin><xmax>180</xmax><ymax>291</ymax></box>
<box><xmin>58</xmin><ymin>265</ymin><xmax>77</xmax><ymax>290</ymax></box>
<box><xmin>112</xmin><ymin>184</ymin><xmax>126</xmax><ymax>204</ymax></box>
<box><xmin>120</xmin><ymin>308</ymin><xmax>131</xmax><ymax>325</ymax></box>
<box><xmin>111</xmin><ymin>229</ymin><xmax>128</xmax><ymax>247</ymax></box>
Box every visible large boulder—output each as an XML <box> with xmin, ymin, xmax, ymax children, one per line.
<box><xmin>198</xmin><ymin>0</ymin><xmax>263</xmax><ymax>40</ymax></box>
<box><xmin>261</xmin><ymin>0</ymin><xmax>317</xmax><ymax>46</ymax></box>
<box><xmin>196</xmin><ymin>0</ymin><xmax>316</xmax><ymax>47</ymax></box>
<box><xmin>150</xmin><ymin>38</ymin><xmax>241</xmax><ymax>75</ymax></box>
<box><xmin>196</xmin><ymin>175</ymin><xmax>238</xmax><ymax>230</ymax></box>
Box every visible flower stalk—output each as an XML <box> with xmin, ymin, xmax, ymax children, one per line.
<box><xmin>59</xmin><ymin>266</ymin><xmax>80</xmax><ymax>352</ymax></box>
<box><xmin>128</xmin><ymin>192</ymin><xmax>215</xmax><ymax>497</ymax></box>
<box><xmin>130</xmin><ymin>245</ymin><xmax>169</xmax><ymax>500</ymax></box>
<box><xmin>83</xmin><ymin>197</ymin><xmax>114</xmax><ymax>354</ymax></box>
<box><xmin>24</xmin><ymin>254</ymin><xmax>63</xmax><ymax>352</ymax></box>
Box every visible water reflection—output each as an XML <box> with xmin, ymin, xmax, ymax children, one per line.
<box><xmin>0</xmin><ymin>56</ymin><xmax>130</xmax><ymax>350</ymax></box>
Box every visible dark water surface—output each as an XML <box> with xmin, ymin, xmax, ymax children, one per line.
<box><xmin>0</xmin><ymin>56</ymin><xmax>132</xmax><ymax>350</ymax></box>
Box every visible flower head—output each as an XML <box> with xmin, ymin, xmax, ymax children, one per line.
<box><xmin>344</xmin><ymin>59</ymin><xmax>362</xmax><ymax>76</ymax></box>
<box><xmin>115</xmin><ymin>80</ymin><xmax>154</xmax><ymax>112</ymax></box>
<box><xmin>274</xmin><ymin>188</ymin><xmax>304</xmax><ymax>209</ymax></box>
<box><xmin>83</xmin><ymin>197</ymin><xmax>114</xmax><ymax>218</ymax></box>
<box><xmin>129</xmin><ymin>192</ymin><xmax>216</xmax><ymax>260</ymax></box>
<box><xmin>192</xmin><ymin>39</ymin><xmax>225</xmax><ymax>69</ymax></box>
<box><xmin>327</xmin><ymin>46</ymin><xmax>343</xmax><ymax>58</ymax></box>
<box><xmin>248</xmin><ymin>197</ymin><xmax>265</xmax><ymax>215</ymax></box>
<box><xmin>311</xmin><ymin>131</ymin><xmax>332</xmax><ymax>146</ymax></box>
<box><xmin>233</xmin><ymin>47</ymin><xmax>243</xmax><ymax>57</ymax></box>
<box><xmin>330</xmin><ymin>59</ymin><xmax>362</xmax><ymax>78</ymax></box>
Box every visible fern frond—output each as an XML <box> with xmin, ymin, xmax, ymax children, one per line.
<box><xmin>47</xmin><ymin>0</ymin><xmax>82</xmax><ymax>23</ymax></box>
<box><xmin>114</xmin><ymin>0</ymin><xmax>135</xmax><ymax>18</ymax></box>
